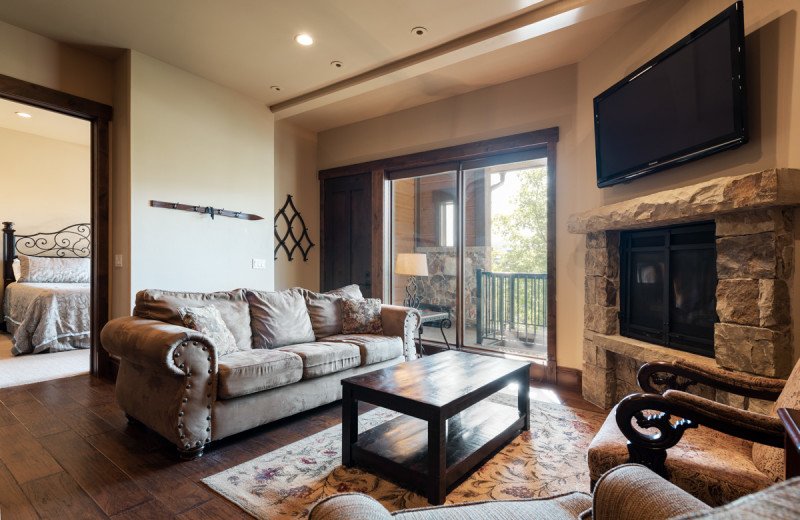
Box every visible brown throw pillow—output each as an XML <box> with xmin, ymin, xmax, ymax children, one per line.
<box><xmin>341</xmin><ymin>298</ymin><xmax>383</xmax><ymax>335</ymax></box>
<box><xmin>179</xmin><ymin>306</ymin><xmax>238</xmax><ymax>357</ymax></box>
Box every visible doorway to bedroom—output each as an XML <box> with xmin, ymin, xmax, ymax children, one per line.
<box><xmin>0</xmin><ymin>98</ymin><xmax>92</xmax><ymax>387</ymax></box>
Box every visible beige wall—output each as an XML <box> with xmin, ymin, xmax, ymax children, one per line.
<box><xmin>273</xmin><ymin>120</ymin><xmax>319</xmax><ymax>291</ymax></box>
<box><xmin>127</xmin><ymin>51</ymin><xmax>275</xmax><ymax>301</ymax></box>
<box><xmin>566</xmin><ymin>0</ymin><xmax>800</xmax><ymax>368</ymax></box>
<box><xmin>317</xmin><ymin>65</ymin><xmax>578</xmax><ymax>365</ymax></box>
<box><xmin>110</xmin><ymin>51</ymin><xmax>132</xmax><ymax>318</ymax></box>
<box><xmin>0</xmin><ymin>126</ymin><xmax>90</xmax><ymax>232</ymax></box>
<box><xmin>0</xmin><ymin>20</ymin><xmax>113</xmax><ymax>105</ymax></box>
<box><xmin>317</xmin><ymin>0</ymin><xmax>800</xmax><ymax>371</ymax></box>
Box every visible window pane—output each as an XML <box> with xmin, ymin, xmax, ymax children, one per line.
<box><xmin>463</xmin><ymin>158</ymin><xmax>548</xmax><ymax>359</ymax></box>
<box><xmin>391</xmin><ymin>171</ymin><xmax>458</xmax><ymax>353</ymax></box>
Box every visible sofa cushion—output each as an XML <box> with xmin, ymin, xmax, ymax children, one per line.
<box><xmin>217</xmin><ymin>349</ymin><xmax>303</xmax><ymax>399</ymax></box>
<box><xmin>326</xmin><ymin>284</ymin><xmax>363</xmax><ymax>300</ymax></box>
<box><xmin>303</xmin><ymin>285</ymin><xmax>367</xmax><ymax>340</ymax></box>
<box><xmin>133</xmin><ymin>289</ymin><xmax>252</xmax><ymax>352</ymax></box>
<box><xmin>179</xmin><ymin>306</ymin><xmax>238</xmax><ymax>357</ymax></box>
<box><xmin>342</xmin><ymin>298</ymin><xmax>383</xmax><ymax>334</ymax></box>
<box><xmin>304</xmin><ymin>292</ymin><xmax>343</xmax><ymax>340</ymax></box>
<box><xmin>246</xmin><ymin>288</ymin><xmax>315</xmax><ymax>349</ymax></box>
<box><xmin>324</xmin><ymin>334</ymin><xmax>403</xmax><ymax>366</ymax></box>
<box><xmin>278</xmin><ymin>342</ymin><xmax>360</xmax><ymax>379</ymax></box>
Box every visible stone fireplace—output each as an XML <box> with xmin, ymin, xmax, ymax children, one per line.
<box><xmin>568</xmin><ymin>169</ymin><xmax>800</xmax><ymax>410</ymax></box>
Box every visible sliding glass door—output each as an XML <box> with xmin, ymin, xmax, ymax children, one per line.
<box><xmin>390</xmin><ymin>151</ymin><xmax>550</xmax><ymax>360</ymax></box>
<box><xmin>392</xmin><ymin>168</ymin><xmax>459</xmax><ymax>349</ymax></box>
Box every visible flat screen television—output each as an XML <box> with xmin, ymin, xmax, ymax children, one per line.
<box><xmin>594</xmin><ymin>1</ymin><xmax>747</xmax><ymax>188</ymax></box>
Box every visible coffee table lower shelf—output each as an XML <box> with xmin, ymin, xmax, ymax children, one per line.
<box><xmin>349</xmin><ymin>400</ymin><xmax>524</xmax><ymax>498</ymax></box>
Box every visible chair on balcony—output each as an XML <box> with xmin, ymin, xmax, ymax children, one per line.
<box><xmin>587</xmin><ymin>358</ymin><xmax>800</xmax><ymax>506</ymax></box>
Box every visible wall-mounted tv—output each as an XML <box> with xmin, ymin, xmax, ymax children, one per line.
<box><xmin>594</xmin><ymin>1</ymin><xmax>748</xmax><ymax>188</ymax></box>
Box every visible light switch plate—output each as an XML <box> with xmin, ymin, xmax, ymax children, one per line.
<box><xmin>252</xmin><ymin>258</ymin><xmax>266</xmax><ymax>269</ymax></box>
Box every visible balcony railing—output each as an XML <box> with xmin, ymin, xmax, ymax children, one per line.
<box><xmin>476</xmin><ymin>269</ymin><xmax>547</xmax><ymax>346</ymax></box>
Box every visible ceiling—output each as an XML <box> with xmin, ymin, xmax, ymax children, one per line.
<box><xmin>0</xmin><ymin>99</ymin><xmax>90</xmax><ymax>146</ymax></box>
<box><xmin>0</xmin><ymin>0</ymin><xmax>649</xmax><ymax>132</ymax></box>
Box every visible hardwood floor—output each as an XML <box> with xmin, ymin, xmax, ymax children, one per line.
<box><xmin>0</xmin><ymin>374</ymin><xmax>605</xmax><ymax>519</ymax></box>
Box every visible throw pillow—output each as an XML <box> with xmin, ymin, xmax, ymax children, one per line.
<box><xmin>304</xmin><ymin>291</ymin><xmax>343</xmax><ymax>339</ymax></box>
<box><xmin>342</xmin><ymin>298</ymin><xmax>383</xmax><ymax>335</ymax></box>
<box><xmin>179</xmin><ymin>305</ymin><xmax>238</xmax><ymax>357</ymax></box>
<box><xmin>17</xmin><ymin>255</ymin><xmax>90</xmax><ymax>283</ymax></box>
<box><xmin>246</xmin><ymin>288</ymin><xmax>316</xmax><ymax>348</ymax></box>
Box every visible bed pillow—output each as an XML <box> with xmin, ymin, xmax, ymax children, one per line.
<box><xmin>342</xmin><ymin>298</ymin><xmax>383</xmax><ymax>335</ymax></box>
<box><xmin>17</xmin><ymin>255</ymin><xmax>90</xmax><ymax>283</ymax></box>
<box><xmin>179</xmin><ymin>306</ymin><xmax>238</xmax><ymax>357</ymax></box>
<box><xmin>12</xmin><ymin>258</ymin><xmax>20</xmax><ymax>280</ymax></box>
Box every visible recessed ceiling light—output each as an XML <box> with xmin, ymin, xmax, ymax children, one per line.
<box><xmin>295</xmin><ymin>33</ymin><xmax>313</xmax><ymax>46</ymax></box>
<box><xmin>15</xmin><ymin>112</ymin><xmax>31</xmax><ymax>118</ymax></box>
<box><xmin>330</xmin><ymin>61</ymin><xmax>343</xmax><ymax>69</ymax></box>
<box><xmin>270</xmin><ymin>86</ymin><xmax>281</xmax><ymax>92</ymax></box>
<box><xmin>411</xmin><ymin>26</ymin><xmax>428</xmax><ymax>37</ymax></box>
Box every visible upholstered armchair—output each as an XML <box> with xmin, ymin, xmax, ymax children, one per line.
<box><xmin>588</xmin><ymin>358</ymin><xmax>800</xmax><ymax>506</ymax></box>
<box><xmin>309</xmin><ymin>464</ymin><xmax>800</xmax><ymax>520</ymax></box>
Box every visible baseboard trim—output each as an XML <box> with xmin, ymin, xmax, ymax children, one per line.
<box><xmin>555</xmin><ymin>366</ymin><xmax>582</xmax><ymax>391</ymax></box>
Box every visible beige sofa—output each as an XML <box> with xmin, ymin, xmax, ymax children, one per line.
<box><xmin>309</xmin><ymin>464</ymin><xmax>800</xmax><ymax>520</ymax></box>
<box><xmin>101</xmin><ymin>285</ymin><xmax>420</xmax><ymax>459</ymax></box>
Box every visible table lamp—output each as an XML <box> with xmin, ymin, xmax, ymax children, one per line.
<box><xmin>395</xmin><ymin>253</ymin><xmax>428</xmax><ymax>308</ymax></box>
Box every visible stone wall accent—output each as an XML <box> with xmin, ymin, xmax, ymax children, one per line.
<box><xmin>582</xmin><ymin>231</ymin><xmax>620</xmax><ymax>406</ymax></box>
<box><xmin>416</xmin><ymin>246</ymin><xmax>490</xmax><ymax>325</ymax></box>
<box><xmin>571</xmin><ymin>170</ymin><xmax>799</xmax><ymax>409</ymax></box>
<box><xmin>714</xmin><ymin>208</ymin><xmax>794</xmax><ymax>378</ymax></box>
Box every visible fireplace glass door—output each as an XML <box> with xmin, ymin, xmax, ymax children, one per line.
<box><xmin>620</xmin><ymin>222</ymin><xmax>717</xmax><ymax>356</ymax></box>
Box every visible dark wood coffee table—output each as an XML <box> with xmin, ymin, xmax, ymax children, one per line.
<box><xmin>341</xmin><ymin>350</ymin><xmax>530</xmax><ymax>504</ymax></box>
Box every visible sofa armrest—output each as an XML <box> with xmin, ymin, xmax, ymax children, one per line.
<box><xmin>593</xmin><ymin>464</ymin><xmax>710</xmax><ymax>520</ymax></box>
<box><xmin>638</xmin><ymin>360</ymin><xmax>785</xmax><ymax>400</ymax></box>
<box><xmin>381</xmin><ymin>305</ymin><xmax>421</xmax><ymax>361</ymax></box>
<box><xmin>309</xmin><ymin>493</ymin><xmax>392</xmax><ymax>520</ymax></box>
<box><xmin>101</xmin><ymin>316</ymin><xmax>217</xmax><ymax>375</ymax></box>
<box><xmin>102</xmin><ymin>316</ymin><xmax>220</xmax><ymax>458</ymax></box>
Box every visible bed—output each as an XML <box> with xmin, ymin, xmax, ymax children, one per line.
<box><xmin>2</xmin><ymin>222</ymin><xmax>91</xmax><ymax>355</ymax></box>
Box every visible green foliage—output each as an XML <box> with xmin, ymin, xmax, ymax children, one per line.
<box><xmin>491</xmin><ymin>167</ymin><xmax>547</xmax><ymax>274</ymax></box>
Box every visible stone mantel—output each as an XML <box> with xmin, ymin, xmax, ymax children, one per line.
<box><xmin>568</xmin><ymin>168</ymin><xmax>800</xmax><ymax>234</ymax></box>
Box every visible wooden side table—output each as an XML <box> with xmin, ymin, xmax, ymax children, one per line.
<box><xmin>778</xmin><ymin>408</ymin><xmax>800</xmax><ymax>479</ymax></box>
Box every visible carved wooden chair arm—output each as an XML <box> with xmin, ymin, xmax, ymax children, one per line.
<box><xmin>637</xmin><ymin>360</ymin><xmax>785</xmax><ymax>400</ymax></box>
<box><xmin>615</xmin><ymin>391</ymin><xmax>784</xmax><ymax>476</ymax></box>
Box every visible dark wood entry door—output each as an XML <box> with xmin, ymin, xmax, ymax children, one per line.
<box><xmin>322</xmin><ymin>173</ymin><xmax>372</xmax><ymax>295</ymax></box>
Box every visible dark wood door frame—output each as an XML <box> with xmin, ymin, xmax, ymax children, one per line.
<box><xmin>319</xmin><ymin>128</ymin><xmax>559</xmax><ymax>382</ymax></box>
<box><xmin>0</xmin><ymin>73</ymin><xmax>113</xmax><ymax>379</ymax></box>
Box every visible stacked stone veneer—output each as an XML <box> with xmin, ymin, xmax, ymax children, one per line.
<box><xmin>571</xmin><ymin>169</ymin><xmax>800</xmax><ymax>410</ymax></box>
<box><xmin>416</xmin><ymin>246</ymin><xmax>491</xmax><ymax>325</ymax></box>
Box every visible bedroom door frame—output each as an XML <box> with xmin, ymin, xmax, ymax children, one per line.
<box><xmin>0</xmin><ymin>73</ymin><xmax>113</xmax><ymax>379</ymax></box>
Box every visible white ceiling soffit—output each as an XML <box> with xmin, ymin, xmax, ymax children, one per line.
<box><xmin>274</xmin><ymin>0</ymin><xmax>648</xmax><ymax>128</ymax></box>
<box><xmin>0</xmin><ymin>99</ymin><xmax>90</xmax><ymax>146</ymax></box>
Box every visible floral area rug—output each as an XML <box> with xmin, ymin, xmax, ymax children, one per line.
<box><xmin>202</xmin><ymin>394</ymin><xmax>606</xmax><ymax>519</ymax></box>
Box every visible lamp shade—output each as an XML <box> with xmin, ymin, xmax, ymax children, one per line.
<box><xmin>395</xmin><ymin>253</ymin><xmax>428</xmax><ymax>277</ymax></box>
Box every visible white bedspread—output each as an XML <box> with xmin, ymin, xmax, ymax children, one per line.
<box><xmin>3</xmin><ymin>282</ymin><xmax>90</xmax><ymax>355</ymax></box>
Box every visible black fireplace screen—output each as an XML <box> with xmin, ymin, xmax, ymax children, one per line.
<box><xmin>620</xmin><ymin>221</ymin><xmax>717</xmax><ymax>357</ymax></box>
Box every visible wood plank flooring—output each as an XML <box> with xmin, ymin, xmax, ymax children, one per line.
<box><xmin>0</xmin><ymin>374</ymin><xmax>605</xmax><ymax>519</ymax></box>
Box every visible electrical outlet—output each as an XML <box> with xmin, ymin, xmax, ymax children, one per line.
<box><xmin>252</xmin><ymin>258</ymin><xmax>266</xmax><ymax>269</ymax></box>
<box><xmin>114</xmin><ymin>254</ymin><xmax>124</xmax><ymax>268</ymax></box>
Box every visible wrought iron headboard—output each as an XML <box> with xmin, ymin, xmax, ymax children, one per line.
<box><xmin>2</xmin><ymin>222</ymin><xmax>91</xmax><ymax>286</ymax></box>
